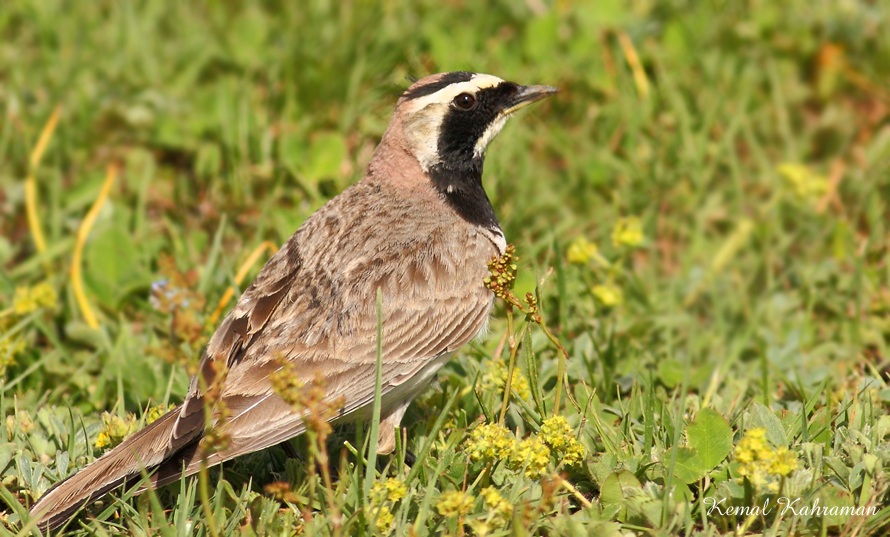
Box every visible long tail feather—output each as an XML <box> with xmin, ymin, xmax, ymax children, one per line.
<box><xmin>29</xmin><ymin>406</ymin><xmax>198</xmax><ymax>532</ymax></box>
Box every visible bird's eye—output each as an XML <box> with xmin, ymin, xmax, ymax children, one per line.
<box><xmin>452</xmin><ymin>93</ymin><xmax>476</xmax><ymax>110</ymax></box>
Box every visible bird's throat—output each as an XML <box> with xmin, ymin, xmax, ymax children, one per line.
<box><xmin>428</xmin><ymin>159</ymin><xmax>500</xmax><ymax>230</ymax></box>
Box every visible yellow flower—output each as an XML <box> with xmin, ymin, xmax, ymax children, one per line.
<box><xmin>510</xmin><ymin>436</ymin><xmax>551</xmax><ymax>479</ymax></box>
<box><xmin>734</xmin><ymin>428</ymin><xmax>769</xmax><ymax>464</ymax></box>
<box><xmin>12</xmin><ymin>282</ymin><xmax>58</xmax><ymax>315</ymax></box>
<box><xmin>368</xmin><ymin>477</ymin><xmax>406</xmax><ymax>533</ymax></box>
<box><xmin>592</xmin><ymin>284</ymin><xmax>623</xmax><ymax>307</ymax></box>
<box><xmin>611</xmin><ymin>217</ymin><xmax>644</xmax><ymax>248</ymax></box>
<box><xmin>371</xmin><ymin>478</ymin><xmax>408</xmax><ymax>504</ymax></box>
<box><xmin>734</xmin><ymin>427</ymin><xmax>798</xmax><ymax>491</ymax></box>
<box><xmin>5</xmin><ymin>410</ymin><xmax>34</xmax><ymax>440</ymax></box>
<box><xmin>769</xmin><ymin>447</ymin><xmax>798</xmax><ymax>477</ymax></box>
<box><xmin>0</xmin><ymin>336</ymin><xmax>26</xmax><ymax>378</ymax></box>
<box><xmin>94</xmin><ymin>412</ymin><xmax>137</xmax><ymax>449</ymax></box>
<box><xmin>777</xmin><ymin>163</ymin><xmax>828</xmax><ymax>204</ymax></box>
<box><xmin>437</xmin><ymin>490</ymin><xmax>474</xmax><ymax>517</ymax></box>
<box><xmin>479</xmin><ymin>359</ymin><xmax>531</xmax><ymax>400</ymax></box>
<box><xmin>540</xmin><ymin>416</ymin><xmax>572</xmax><ymax>449</ymax></box>
<box><xmin>540</xmin><ymin>416</ymin><xmax>586</xmax><ymax>466</ymax></box>
<box><xmin>562</xmin><ymin>440</ymin><xmax>586</xmax><ymax>466</ymax></box>
<box><xmin>369</xmin><ymin>504</ymin><xmax>395</xmax><ymax>534</ymax></box>
<box><xmin>567</xmin><ymin>236</ymin><xmax>599</xmax><ymax>265</ymax></box>
<box><xmin>469</xmin><ymin>520</ymin><xmax>494</xmax><ymax>536</ymax></box>
<box><xmin>465</xmin><ymin>423</ymin><xmax>516</xmax><ymax>462</ymax></box>
<box><xmin>144</xmin><ymin>404</ymin><xmax>175</xmax><ymax>424</ymax></box>
<box><xmin>480</xmin><ymin>486</ymin><xmax>512</xmax><ymax>525</ymax></box>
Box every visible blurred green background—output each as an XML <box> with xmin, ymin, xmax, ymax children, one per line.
<box><xmin>2</xmin><ymin>0</ymin><xmax>890</xmax><ymax>534</ymax></box>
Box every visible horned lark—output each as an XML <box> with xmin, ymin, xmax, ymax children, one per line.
<box><xmin>30</xmin><ymin>71</ymin><xmax>556</xmax><ymax>531</ymax></box>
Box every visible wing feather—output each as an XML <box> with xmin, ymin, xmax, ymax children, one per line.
<box><xmin>167</xmin><ymin>182</ymin><xmax>498</xmax><ymax>472</ymax></box>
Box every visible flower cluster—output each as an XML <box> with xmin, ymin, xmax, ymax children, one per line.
<box><xmin>94</xmin><ymin>412</ymin><xmax>138</xmax><ymax>449</ymax></box>
<box><xmin>270</xmin><ymin>362</ymin><xmax>344</xmax><ymax>441</ymax></box>
<box><xmin>2</xmin><ymin>281</ymin><xmax>57</xmax><ymax>377</ymax></box>
<box><xmin>611</xmin><ymin>217</ymin><xmax>644</xmax><ymax>248</ymax></box>
<box><xmin>93</xmin><ymin>403</ymin><xmax>178</xmax><ymax>450</ymax></box>
<box><xmin>568</xmin><ymin>216</ymin><xmax>645</xmax><ymax>310</ymax></box>
<box><xmin>436</xmin><ymin>486</ymin><xmax>516</xmax><ymax>535</ymax></box>
<box><xmin>777</xmin><ymin>163</ymin><xmax>828</xmax><ymax>206</ymax></box>
<box><xmin>437</xmin><ymin>490</ymin><xmax>474</xmax><ymax>517</ymax></box>
<box><xmin>512</xmin><ymin>436</ymin><xmax>551</xmax><ymax>479</ymax></box>
<box><xmin>539</xmin><ymin>416</ymin><xmax>586</xmax><ymax>465</ymax></box>
<box><xmin>0</xmin><ymin>336</ymin><xmax>25</xmax><ymax>378</ymax></box>
<box><xmin>371</xmin><ymin>478</ymin><xmax>408</xmax><ymax>503</ymax></box>
<box><xmin>566</xmin><ymin>236</ymin><xmax>600</xmax><ymax>265</ymax></box>
<box><xmin>465</xmin><ymin>423</ymin><xmax>515</xmax><ymax>461</ymax></box>
<box><xmin>144</xmin><ymin>403</ymin><xmax>175</xmax><ymax>424</ymax></box>
<box><xmin>592</xmin><ymin>284</ymin><xmax>623</xmax><ymax>308</ymax></box>
<box><xmin>484</xmin><ymin>245</ymin><xmax>518</xmax><ymax>300</ymax></box>
<box><xmin>468</xmin><ymin>487</ymin><xmax>514</xmax><ymax>535</ymax></box>
<box><xmin>146</xmin><ymin>255</ymin><xmax>209</xmax><ymax>373</ymax></box>
<box><xmin>734</xmin><ymin>428</ymin><xmax>798</xmax><ymax>492</ymax></box>
<box><xmin>464</xmin><ymin>418</ymin><xmax>586</xmax><ymax>479</ymax></box>
<box><xmin>478</xmin><ymin>358</ymin><xmax>531</xmax><ymax>401</ymax></box>
<box><xmin>12</xmin><ymin>281</ymin><xmax>58</xmax><ymax>315</ymax></box>
<box><xmin>479</xmin><ymin>486</ymin><xmax>512</xmax><ymax>525</ymax></box>
<box><xmin>5</xmin><ymin>410</ymin><xmax>35</xmax><ymax>440</ymax></box>
<box><xmin>368</xmin><ymin>478</ymin><xmax>408</xmax><ymax>534</ymax></box>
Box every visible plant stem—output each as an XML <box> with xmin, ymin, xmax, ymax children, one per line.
<box><xmin>537</xmin><ymin>321</ymin><xmax>570</xmax><ymax>415</ymax></box>
<box><xmin>498</xmin><ymin>313</ymin><xmax>530</xmax><ymax>425</ymax></box>
<box><xmin>198</xmin><ymin>461</ymin><xmax>219</xmax><ymax>537</ymax></box>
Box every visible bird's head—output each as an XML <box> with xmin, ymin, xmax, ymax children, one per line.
<box><xmin>391</xmin><ymin>72</ymin><xmax>558</xmax><ymax>174</ymax></box>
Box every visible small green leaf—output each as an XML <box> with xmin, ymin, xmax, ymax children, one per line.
<box><xmin>750</xmin><ymin>402</ymin><xmax>787</xmax><ymax>447</ymax></box>
<box><xmin>687</xmin><ymin>408</ymin><xmax>733</xmax><ymax>470</ymax></box>
<box><xmin>0</xmin><ymin>443</ymin><xmax>15</xmax><ymax>473</ymax></box>
<box><xmin>673</xmin><ymin>446</ymin><xmax>706</xmax><ymax>484</ymax></box>
<box><xmin>64</xmin><ymin>320</ymin><xmax>106</xmax><ymax>347</ymax></box>
<box><xmin>656</xmin><ymin>358</ymin><xmax>685</xmax><ymax>388</ymax></box>
<box><xmin>672</xmin><ymin>409</ymin><xmax>732</xmax><ymax>484</ymax></box>
<box><xmin>817</xmin><ymin>487</ymin><xmax>856</xmax><ymax>528</ymax></box>
<box><xmin>84</xmin><ymin>224</ymin><xmax>150</xmax><ymax>308</ymax></box>
<box><xmin>600</xmin><ymin>470</ymin><xmax>642</xmax><ymax>507</ymax></box>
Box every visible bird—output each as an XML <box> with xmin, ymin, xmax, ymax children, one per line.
<box><xmin>29</xmin><ymin>71</ymin><xmax>557</xmax><ymax>531</ymax></box>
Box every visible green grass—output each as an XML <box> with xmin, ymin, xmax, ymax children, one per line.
<box><xmin>2</xmin><ymin>0</ymin><xmax>890</xmax><ymax>535</ymax></box>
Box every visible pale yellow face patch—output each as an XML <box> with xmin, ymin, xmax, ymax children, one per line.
<box><xmin>473</xmin><ymin>114</ymin><xmax>509</xmax><ymax>159</ymax></box>
<box><xmin>400</xmin><ymin>73</ymin><xmax>507</xmax><ymax>171</ymax></box>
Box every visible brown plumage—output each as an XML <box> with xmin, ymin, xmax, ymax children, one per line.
<box><xmin>29</xmin><ymin>72</ymin><xmax>556</xmax><ymax>531</ymax></box>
